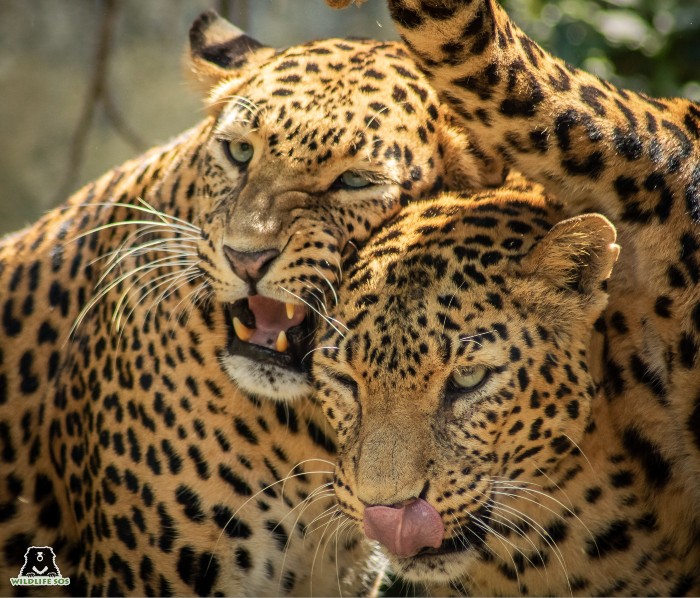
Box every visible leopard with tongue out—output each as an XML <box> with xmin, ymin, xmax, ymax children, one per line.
<box><xmin>319</xmin><ymin>0</ymin><xmax>700</xmax><ymax>594</ymax></box>
<box><xmin>0</xmin><ymin>9</ymin><xmax>508</xmax><ymax>596</ymax></box>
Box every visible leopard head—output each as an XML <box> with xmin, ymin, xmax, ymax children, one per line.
<box><xmin>187</xmin><ymin>11</ymin><xmax>505</xmax><ymax>401</ymax></box>
<box><xmin>312</xmin><ymin>192</ymin><xmax>618</xmax><ymax>584</ymax></box>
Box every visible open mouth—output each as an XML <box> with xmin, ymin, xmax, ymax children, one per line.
<box><xmin>225</xmin><ymin>295</ymin><xmax>314</xmax><ymax>371</ymax></box>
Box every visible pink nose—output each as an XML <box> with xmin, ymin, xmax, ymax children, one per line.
<box><xmin>363</xmin><ymin>498</ymin><xmax>444</xmax><ymax>558</ymax></box>
<box><xmin>223</xmin><ymin>246</ymin><xmax>279</xmax><ymax>282</ymax></box>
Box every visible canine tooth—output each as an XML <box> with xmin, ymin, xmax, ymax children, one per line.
<box><xmin>276</xmin><ymin>330</ymin><xmax>288</xmax><ymax>353</ymax></box>
<box><xmin>233</xmin><ymin>317</ymin><xmax>254</xmax><ymax>342</ymax></box>
<box><xmin>286</xmin><ymin>302</ymin><xmax>295</xmax><ymax>320</ymax></box>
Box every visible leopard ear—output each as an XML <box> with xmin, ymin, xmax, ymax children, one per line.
<box><xmin>521</xmin><ymin>214</ymin><xmax>619</xmax><ymax>297</ymax></box>
<box><xmin>188</xmin><ymin>10</ymin><xmax>274</xmax><ymax>97</ymax></box>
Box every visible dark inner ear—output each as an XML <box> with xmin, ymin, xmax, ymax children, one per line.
<box><xmin>189</xmin><ymin>10</ymin><xmax>266</xmax><ymax>70</ymax></box>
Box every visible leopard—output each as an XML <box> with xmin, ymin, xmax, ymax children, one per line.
<box><xmin>0</xmin><ymin>9</ymin><xmax>505</xmax><ymax>596</ymax></box>
<box><xmin>312</xmin><ymin>182</ymin><xmax>700</xmax><ymax>596</ymax></box>
<box><xmin>313</xmin><ymin>0</ymin><xmax>700</xmax><ymax>594</ymax></box>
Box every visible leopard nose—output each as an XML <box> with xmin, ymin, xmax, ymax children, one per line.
<box><xmin>223</xmin><ymin>246</ymin><xmax>280</xmax><ymax>282</ymax></box>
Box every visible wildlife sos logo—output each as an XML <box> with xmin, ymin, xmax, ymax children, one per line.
<box><xmin>9</xmin><ymin>546</ymin><xmax>70</xmax><ymax>587</ymax></box>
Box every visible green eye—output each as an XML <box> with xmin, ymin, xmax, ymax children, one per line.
<box><xmin>449</xmin><ymin>365</ymin><xmax>490</xmax><ymax>392</ymax></box>
<box><xmin>223</xmin><ymin>140</ymin><xmax>254</xmax><ymax>165</ymax></box>
<box><xmin>336</xmin><ymin>170</ymin><xmax>374</xmax><ymax>190</ymax></box>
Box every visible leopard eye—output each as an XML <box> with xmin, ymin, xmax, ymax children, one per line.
<box><xmin>223</xmin><ymin>140</ymin><xmax>254</xmax><ymax>165</ymax></box>
<box><xmin>448</xmin><ymin>365</ymin><xmax>490</xmax><ymax>392</ymax></box>
<box><xmin>335</xmin><ymin>170</ymin><xmax>374</xmax><ymax>190</ymax></box>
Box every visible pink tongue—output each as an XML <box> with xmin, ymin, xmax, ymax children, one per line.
<box><xmin>247</xmin><ymin>296</ymin><xmax>306</xmax><ymax>347</ymax></box>
<box><xmin>364</xmin><ymin>499</ymin><xmax>444</xmax><ymax>558</ymax></box>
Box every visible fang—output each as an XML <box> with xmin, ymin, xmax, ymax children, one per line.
<box><xmin>276</xmin><ymin>330</ymin><xmax>288</xmax><ymax>352</ymax></box>
<box><xmin>233</xmin><ymin>317</ymin><xmax>255</xmax><ymax>342</ymax></box>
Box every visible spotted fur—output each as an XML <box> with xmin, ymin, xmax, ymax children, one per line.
<box><xmin>313</xmin><ymin>180</ymin><xmax>699</xmax><ymax>595</ymax></box>
<box><xmin>314</xmin><ymin>0</ymin><xmax>700</xmax><ymax>593</ymax></box>
<box><xmin>377</xmin><ymin>0</ymin><xmax>700</xmax><ymax>496</ymax></box>
<box><xmin>0</xmin><ymin>9</ymin><xmax>505</xmax><ymax>594</ymax></box>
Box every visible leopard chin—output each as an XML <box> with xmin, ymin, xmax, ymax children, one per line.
<box><xmin>220</xmin><ymin>297</ymin><xmax>315</xmax><ymax>401</ymax></box>
<box><xmin>220</xmin><ymin>353</ymin><xmax>313</xmax><ymax>402</ymax></box>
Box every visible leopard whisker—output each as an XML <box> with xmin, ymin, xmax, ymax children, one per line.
<box><xmin>302</xmin><ymin>346</ymin><xmax>340</xmax><ymax>364</ymax></box>
<box><xmin>309</xmin><ymin>509</ymin><xmax>345</xmax><ymax>592</ymax></box>
<box><xmin>277</xmin><ymin>485</ymin><xmax>336</xmax><ymax>595</ymax></box>
<box><xmin>491</xmin><ymin>481</ymin><xmax>597</xmax><ymax>553</ymax></box>
<box><xmin>207</xmin><ymin>468</ymin><xmax>335</xmax><ymax>576</ymax></box>
<box><xmin>138</xmin><ymin>267</ymin><xmax>201</xmax><ymax>325</ymax></box>
<box><xmin>467</xmin><ymin>512</ymin><xmax>526</xmax><ymax>589</ymax></box>
<box><xmin>313</xmin><ymin>265</ymin><xmax>339</xmax><ymax>307</ymax></box>
<box><xmin>480</xmin><ymin>510</ymin><xmax>551</xmax><ymax>587</ymax></box>
<box><xmin>70</xmin><ymin>198</ymin><xmax>201</xmax><ymax>234</ymax></box>
<box><xmin>115</xmin><ymin>269</ymin><xmax>200</xmax><ymax>345</ymax></box>
<box><xmin>458</xmin><ymin>329</ymin><xmax>497</xmax><ymax>345</ymax></box>
<box><xmin>280</xmin><ymin>286</ymin><xmax>346</xmax><ymax>338</ymax></box>
<box><xmin>560</xmin><ymin>432</ymin><xmax>594</xmax><ymax>471</ymax></box>
<box><xmin>112</xmin><ymin>261</ymin><xmax>198</xmax><ymax>331</ymax></box>
<box><xmin>302</xmin><ymin>494</ymin><xmax>340</xmax><ymax>530</ymax></box>
<box><xmin>96</xmin><ymin>240</ymin><xmax>198</xmax><ymax>288</ymax></box>
<box><xmin>439</xmin><ymin>278</ymin><xmax>469</xmax><ymax>336</ymax></box>
<box><xmin>303</xmin><ymin>283</ymin><xmax>329</xmax><ymax>315</ymax></box>
<box><xmin>487</xmin><ymin>500</ymin><xmax>572</xmax><ymax>596</ymax></box>
<box><xmin>70</xmin><ymin>256</ymin><xmax>195</xmax><ymax>338</ymax></box>
<box><xmin>168</xmin><ymin>280</ymin><xmax>209</xmax><ymax>324</ymax></box>
<box><xmin>90</xmin><ymin>225</ymin><xmax>199</xmax><ymax>269</ymax></box>
<box><xmin>476</xmin><ymin>509</ymin><xmax>544</xmax><ymax>571</ymax></box>
<box><xmin>334</xmin><ymin>518</ymin><xmax>358</xmax><ymax>598</ymax></box>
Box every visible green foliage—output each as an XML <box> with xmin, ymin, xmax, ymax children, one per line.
<box><xmin>501</xmin><ymin>0</ymin><xmax>700</xmax><ymax>99</ymax></box>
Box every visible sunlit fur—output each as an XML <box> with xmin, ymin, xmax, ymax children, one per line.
<box><xmin>313</xmin><ymin>182</ymin><xmax>699</xmax><ymax>595</ymax></box>
<box><xmin>188</xmin><ymin>17</ymin><xmax>503</xmax><ymax>399</ymax></box>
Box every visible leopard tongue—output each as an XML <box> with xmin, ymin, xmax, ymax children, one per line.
<box><xmin>364</xmin><ymin>499</ymin><xmax>444</xmax><ymax>558</ymax></box>
<box><xmin>245</xmin><ymin>295</ymin><xmax>305</xmax><ymax>350</ymax></box>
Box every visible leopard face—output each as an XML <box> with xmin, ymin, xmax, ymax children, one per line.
<box><xmin>188</xmin><ymin>12</ymin><xmax>502</xmax><ymax>401</ymax></box>
<box><xmin>310</xmin><ymin>188</ymin><xmax>646</xmax><ymax>593</ymax></box>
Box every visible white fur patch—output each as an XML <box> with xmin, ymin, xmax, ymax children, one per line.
<box><xmin>220</xmin><ymin>354</ymin><xmax>312</xmax><ymax>401</ymax></box>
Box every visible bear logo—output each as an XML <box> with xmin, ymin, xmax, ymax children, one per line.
<box><xmin>19</xmin><ymin>546</ymin><xmax>61</xmax><ymax>577</ymax></box>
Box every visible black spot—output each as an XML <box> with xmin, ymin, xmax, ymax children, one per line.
<box><xmin>38</xmin><ymin>498</ymin><xmax>61</xmax><ymax>528</ymax></box>
<box><xmin>670</xmin><ymin>574</ymin><xmax>696</xmax><ymax>597</ymax></box>
<box><xmin>114</xmin><ymin>515</ymin><xmax>137</xmax><ymax>549</ymax></box>
<box><xmin>517</xmin><ymin>367</ymin><xmax>529</xmax><ymax>391</ymax></box>
<box><xmin>175</xmin><ymin>485</ymin><xmax>206</xmax><ymax>522</ymax></box>
<box><xmin>610</xmin><ymin>470</ymin><xmax>634</xmax><ymax>488</ymax></box>
<box><xmin>194</xmin><ymin>552</ymin><xmax>219</xmax><ymax>596</ymax></box>
<box><xmin>622</xmin><ymin>427</ymin><xmax>671</xmax><ymax>489</ymax></box>
<box><xmin>187</xmin><ymin>445</ymin><xmax>210</xmax><ymax>480</ymax></box>
<box><xmin>177</xmin><ymin>546</ymin><xmax>195</xmax><ymax>586</ymax></box>
<box><xmin>306</xmin><ymin>419</ymin><xmax>336</xmax><ymax>454</ymax></box>
<box><xmin>157</xmin><ymin>503</ymin><xmax>177</xmax><ymax>552</ymax></box>
<box><xmin>586</xmin><ymin>520</ymin><xmax>631</xmax><ymax>558</ymax></box>
<box><xmin>212</xmin><ymin>504</ymin><xmax>251</xmax><ymax>538</ymax></box>
<box><xmin>688</xmin><ymin>393</ymin><xmax>700</xmax><ymax>451</ymax></box>
<box><xmin>550</xmin><ymin>435</ymin><xmax>571</xmax><ymax>454</ymax></box>
<box><xmin>235</xmin><ymin>547</ymin><xmax>252</xmax><ymax>571</ymax></box>
<box><xmin>584</xmin><ymin>486</ymin><xmax>603</xmax><ymax>505</ymax></box>
<box><xmin>628</xmin><ymin>354</ymin><xmax>666</xmax><ymax>404</ymax></box>
<box><xmin>218</xmin><ymin>464</ymin><xmax>253</xmax><ymax>496</ymax></box>
<box><xmin>234</xmin><ymin>417</ymin><xmax>258</xmax><ymax>445</ymax></box>
<box><xmin>566</xmin><ymin>400</ymin><xmax>579</xmax><ymax>419</ymax></box>
<box><xmin>654</xmin><ymin>296</ymin><xmax>672</xmax><ymax>318</ymax></box>
<box><xmin>264</xmin><ymin>519</ymin><xmax>290</xmax><ymax>551</ymax></box>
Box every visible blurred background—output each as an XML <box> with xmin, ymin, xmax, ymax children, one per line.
<box><xmin>1</xmin><ymin>0</ymin><xmax>698</xmax><ymax>234</ymax></box>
